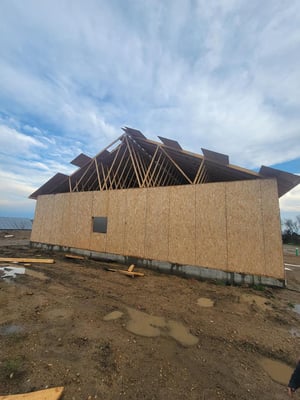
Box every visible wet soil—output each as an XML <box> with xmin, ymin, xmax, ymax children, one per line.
<box><xmin>1</xmin><ymin>232</ymin><xmax>300</xmax><ymax>399</ymax></box>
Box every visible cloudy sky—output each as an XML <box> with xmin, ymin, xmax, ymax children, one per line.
<box><xmin>0</xmin><ymin>0</ymin><xmax>299</xmax><ymax>222</ymax></box>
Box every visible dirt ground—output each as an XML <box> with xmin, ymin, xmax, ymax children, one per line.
<box><xmin>1</xmin><ymin>231</ymin><xmax>300</xmax><ymax>400</ymax></box>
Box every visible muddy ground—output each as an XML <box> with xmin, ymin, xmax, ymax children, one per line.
<box><xmin>1</xmin><ymin>231</ymin><xmax>300</xmax><ymax>400</ymax></box>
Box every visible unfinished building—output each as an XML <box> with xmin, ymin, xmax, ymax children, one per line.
<box><xmin>30</xmin><ymin>127</ymin><xmax>300</xmax><ymax>286</ymax></box>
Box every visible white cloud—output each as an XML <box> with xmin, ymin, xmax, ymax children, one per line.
<box><xmin>0</xmin><ymin>124</ymin><xmax>45</xmax><ymax>156</ymax></box>
<box><xmin>280</xmin><ymin>180</ymin><xmax>300</xmax><ymax>216</ymax></box>
<box><xmin>0</xmin><ymin>0</ymin><xmax>299</xmax><ymax>217</ymax></box>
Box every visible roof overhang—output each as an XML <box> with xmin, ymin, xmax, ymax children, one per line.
<box><xmin>259</xmin><ymin>166</ymin><xmax>300</xmax><ymax>197</ymax></box>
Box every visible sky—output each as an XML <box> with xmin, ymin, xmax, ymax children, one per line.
<box><xmin>0</xmin><ymin>0</ymin><xmax>299</xmax><ymax>224</ymax></box>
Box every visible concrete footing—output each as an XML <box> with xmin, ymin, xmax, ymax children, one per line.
<box><xmin>30</xmin><ymin>241</ymin><xmax>285</xmax><ymax>288</ymax></box>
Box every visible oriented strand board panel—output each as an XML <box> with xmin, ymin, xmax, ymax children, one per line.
<box><xmin>168</xmin><ymin>185</ymin><xmax>196</xmax><ymax>265</ymax></box>
<box><xmin>195</xmin><ymin>183</ymin><xmax>227</xmax><ymax>270</ymax></box>
<box><xmin>41</xmin><ymin>195</ymin><xmax>55</xmax><ymax>244</ymax></box>
<box><xmin>90</xmin><ymin>191</ymin><xmax>109</xmax><ymax>252</ymax></box>
<box><xmin>58</xmin><ymin>193</ymin><xmax>78</xmax><ymax>248</ymax></box>
<box><xmin>226</xmin><ymin>180</ymin><xmax>265</xmax><ymax>275</ymax></box>
<box><xmin>261</xmin><ymin>179</ymin><xmax>284</xmax><ymax>279</ymax></box>
<box><xmin>30</xmin><ymin>197</ymin><xmax>44</xmax><ymax>242</ymax></box>
<box><xmin>51</xmin><ymin>194</ymin><xmax>68</xmax><ymax>246</ymax></box>
<box><xmin>105</xmin><ymin>189</ymin><xmax>127</xmax><ymax>255</ymax></box>
<box><xmin>124</xmin><ymin>188</ymin><xmax>147</xmax><ymax>258</ymax></box>
<box><xmin>33</xmin><ymin>195</ymin><xmax>54</xmax><ymax>244</ymax></box>
<box><xmin>145</xmin><ymin>187</ymin><xmax>170</xmax><ymax>261</ymax></box>
<box><xmin>73</xmin><ymin>192</ymin><xmax>93</xmax><ymax>250</ymax></box>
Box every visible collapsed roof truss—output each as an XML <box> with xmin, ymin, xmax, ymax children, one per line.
<box><xmin>68</xmin><ymin>132</ymin><xmax>212</xmax><ymax>193</ymax></box>
<box><xmin>29</xmin><ymin>127</ymin><xmax>300</xmax><ymax>199</ymax></box>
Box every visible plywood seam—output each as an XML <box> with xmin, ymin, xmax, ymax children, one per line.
<box><xmin>167</xmin><ymin>187</ymin><xmax>170</xmax><ymax>261</ymax></box>
<box><xmin>144</xmin><ymin>188</ymin><xmax>148</xmax><ymax>259</ymax></box>
<box><xmin>194</xmin><ymin>185</ymin><xmax>196</xmax><ymax>264</ymax></box>
<box><xmin>224</xmin><ymin>185</ymin><xmax>229</xmax><ymax>271</ymax></box>
<box><xmin>104</xmin><ymin>192</ymin><xmax>108</xmax><ymax>253</ymax></box>
<box><xmin>89</xmin><ymin>192</ymin><xmax>94</xmax><ymax>250</ymax></box>
<box><xmin>259</xmin><ymin>181</ymin><xmax>267</xmax><ymax>276</ymax></box>
<box><xmin>122</xmin><ymin>190</ymin><xmax>126</xmax><ymax>255</ymax></box>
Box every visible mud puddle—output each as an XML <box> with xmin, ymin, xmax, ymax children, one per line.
<box><xmin>126</xmin><ymin>308</ymin><xmax>165</xmax><ymax>337</ymax></box>
<box><xmin>290</xmin><ymin>328</ymin><xmax>300</xmax><ymax>337</ymax></box>
<box><xmin>259</xmin><ymin>357</ymin><xmax>293</xmax><ymax>385</ymax></box>
<box><xmin>125</xmin><ymin>307</ymin><xmax>198</xmax><ymax>346</ymax></box>
<box><xmin>292</xmin><ymin>304</ymin><xmax>300</xmax><ymax>315</ymax></box>
<box><xmin>103</xmin><ymin>311</ymin><xmax>124</xmax><ymax>321</ymax></box>
<box><xmin>0</xmin><ymin>324</ymin><xmax>24</xmax><ymax>335</ymax></box>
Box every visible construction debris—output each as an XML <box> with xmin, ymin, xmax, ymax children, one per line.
<box><xmin>65</xmin><ymin>253</ymin><xmax>85</xmax><ymax>260</ymax></box>
<box><xmin>0</xmin><ymin>386</ymin><xmax>64</xmax><ymax>399</ymax></box>
<box><xmin>128</xmin><ymin>264</ymin><xmax>135</xmax><ymax>272</ymax></box>
<box><xmin>4</xmin><ymin>234</ymin><xmax>14</xmax><ymax>238</ymax></box>
<box><xmin>0</xmin><ymin>258</ymin><xmax>55</xmax><ymax>264</ymax></box>
<box><xmin>105</xmin><ymin>264</ymin><xmax>144</xmax><ymax>278</ymax></box>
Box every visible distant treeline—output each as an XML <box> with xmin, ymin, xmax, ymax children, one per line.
<box><xmin>282</xmin><ymin>215</ymin><xmax>300</xmax><ymax>244</ymax></box>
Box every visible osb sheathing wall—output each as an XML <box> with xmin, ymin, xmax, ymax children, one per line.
<box><xmin>31</xmin><ymin>179</ymin><xmax>284</xmax><ymax>279</ymax></box>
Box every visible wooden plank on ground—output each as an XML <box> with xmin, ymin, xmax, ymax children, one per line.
<box><xmin>105</xmin><ymin>267</ymin><xmax>144</xmax><ymax>277</ymax></box>
<box><xmin>0</xmin><ymin>386</ymin><xmax>64</xmax><ymax>400</ymax></box>
<box><xmin>118</xmin><ymin>270</ymin><xmax>144</xmax><ymax>277</ymax></box>
<box><xmin>65</xmin><ymin>254</ymin><xmax>85</xmax><ymax>260</ymax></box>
<box><xmin>0</xmin><ymin>258</ymin><xmax>55</xmax><ymax>264</ymax></box>
<box><xmin>128</xmin><ymin>264</ymin><xmax>135</xmax><ymax>272</ymax></box>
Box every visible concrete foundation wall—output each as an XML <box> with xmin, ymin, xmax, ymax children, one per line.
<box><xmin>30</xmin><ymin>179</ymin><xmax>284</xmax><ymax>280</ymax></box>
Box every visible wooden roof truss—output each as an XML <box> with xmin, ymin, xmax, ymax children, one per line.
<box><xmin>29</xmin><ymin>127</ymin><xmax>300</xmax><ymax>199</ymax></box>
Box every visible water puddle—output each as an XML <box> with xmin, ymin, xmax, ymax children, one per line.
<box><xmin>104</xmin><ymin>307</ymin><xmax>198</xmax><ymax>346</ymax></box>
<box><xmin>0</xmin><ymin>324</ymin><xmax>24</xmax><ymax>335</ymax></box>
<box><xmin>167</xmin><ymin>320</ymin><xmax>199</xmax><ymax>346</ymax></box>
<box><xmin>290</xmin><ymin>328</ymin><xmax>300</xmax><ymax>337</ymax></box>
<box><xmin>259</xmin><ymin>357</ymin><xmax>293</xmax><ymax>385</ymax></box>
<box><xmin>126</xmin><ymin>308</ymin><xmax>166</xmax><ymax>337</ymax></box>
<box><xmin>0</xmin><ymin>266</ymin><xmax>25</xmax><ymax>278</ymax></box>
<box><xmin>292</xmin><ymin>304</ymin><xmax>300</xmax><ymax>315</ymax></box>
<box><xmin>125</xmin><ymin>307</ymin><xmax>198</xmax><ymax>346</ymax></box>
<box><xmin>44</xmin><ymin>308</ymin><xmax>73</xmax><ymax>320</ymax></box>
<box><xmin>197</xmin><ymin>297</ymin><xmax>214</xmax><ymax>308</ymax></box>
<box><xmin>103</xmin><ymin>311</ymin><xmax>124</xmax><ymax>321</ymax></box>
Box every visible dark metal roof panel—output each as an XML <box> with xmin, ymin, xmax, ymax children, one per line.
<box><xmin>123</xmin><ymin>126</ymin><xmax>147</xmax><ymax>139</ymax></box>
<box><xmin>29</xmin><ymin>173</ymin><xmax>69</xmax><ymax>199</ymax></box>
<box><xmin>71</xmin><ymin>153</ymin><xmax>92</xmax><ymax>167</ymax></box>
<box><xmin>158</xmin><ymin>136</ymin><xmax>182</xmax><ymax>150</ymax></box>
<box><xmin>205</xmin><ymin>160</ymin><xmax>260</xmax><ymax>182</ymax></box>
<box><xmin>201</xmin><ymin>148</ymin><xmax>229</xmax><ymax>165</ymax></box>
<box><xmin>259</xmin><ymin>166</ymin><xmax>300</xmax><ymax>197</ymax></box>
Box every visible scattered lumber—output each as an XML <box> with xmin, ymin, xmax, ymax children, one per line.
<box><xmin>118</xmin><ymin>270</ymin><xmax>144</xmax><ymax>277</ymax></box>
<box><xmin>128</xmin><ymin>264</ymin><xmax>135</xmax><ymax>272</ymax></box>
<box><xmin>105</xmin><ymin>264</ymin><xmax>144</xmax><ymax>278</ymax></box>
<box><xmin>0</xmin><ymin>258</ymin><xmax>54</xmax><ymax>264</ymax></box>
<box><xmin>65</xmin><ymin>253</ymin><xmax>85</xmax><ymax>260</ymax></box>
<box><xmin>4</xmin><ymin>234</ymin><xmax>14</xmax><ymax>238</ymax></box>
<box><xmin>0</xmin><ymin>386</ymin><xmax>64</xmax><ymax>400</ymax></box>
